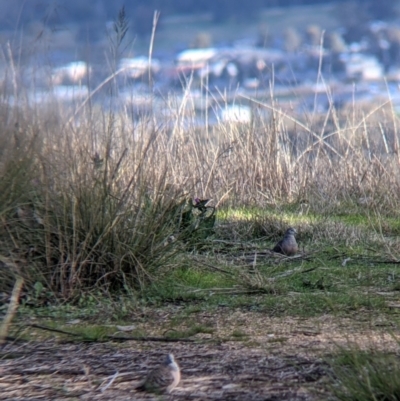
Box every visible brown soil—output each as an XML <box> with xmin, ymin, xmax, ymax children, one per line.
<box><xmin>1</xmin><ymin>307</ymin><xmax>398</xmax><ymax>400</ymax></box>
<box><xmin>1</xmin><ymin>341</ymin><xmax>328</xmax><ymax>401</ymax></box>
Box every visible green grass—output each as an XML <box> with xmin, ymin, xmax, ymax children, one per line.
<box><xmin>164</xmin><ymin>323</ymin><xmax>215</xmax><ymax>339</ymax></box>
<box><xmin>231</xmin><ymin>329</ymin><xmax>248</xmax><ymax>339</ymax></box>
<box><xmin>130</xmin><ymin>212</ymin><xmax>400</xmax><ymax>320</ymax></box>
<box><xmin>7</xmin><ymin>211</ymin><xmax>400</xmax><ymax>399</ymax></box>
<box><xmin>12</xmin><ymin>207</ymin><xmax>400</xmax><ymax>322</ymax></box>
<box><xmin>74</xmin><ymin>325</ymin><xmax>112</xmax><ymax>341</ymax></box>
<box><xmin>329</xmin><ymin>349</ymin><xmax>400</xmax><ymax>401</ymax></box>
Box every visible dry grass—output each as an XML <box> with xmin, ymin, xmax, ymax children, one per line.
<box><xmin>2</xmin><ymin>24</ymin><xmax>400</xmax><ymax>302</ymax></box>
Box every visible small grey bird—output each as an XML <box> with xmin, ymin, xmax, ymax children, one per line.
<box><xmin>135</xmin><ymin>354</ymin><xmax>180</xmax><ymax>394</ymax></box>
<box><xmin>272</xmin><ymin>228</ymin><xmax>298</xmax><ymax>256</ymax></box>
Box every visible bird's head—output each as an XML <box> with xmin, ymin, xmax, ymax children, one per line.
<box><xmin>165</xmin><ymin>354</ymin><xmax>179</xmax><ymax>371</ymax></box>
<box><xmin>164</xmin><ymin>354</ymin><xmax>175</xmax><ymax>365</ymax></box>
<box><xmin>286</xmin><ymin>227</ymin><xmax>297</xmax><ymax>236</ymax></box>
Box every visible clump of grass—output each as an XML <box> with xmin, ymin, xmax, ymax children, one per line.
<box><xmin>231</xmin><ymin>329</ymin><xmax>247</xmax><ymax>339</ymax></box>
<box><xmin>0</xmin><ymin>109</ymin><xmax>202</xmax><ymax>301</ymax></box>
<box><xmin>329</xmin><ymin>348</ymin><xmax>400</xmax><ymax>401</ymax></box>
<box><xmin>164</xmin><ymin>324</ymin><xmax>214</xmax><ymax>339</ymax></box>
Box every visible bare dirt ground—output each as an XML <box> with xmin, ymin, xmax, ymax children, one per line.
<box><xmin>0</xmin><ymin>341</ymin><xmax>327</xmax><ymax>401</ymax></box>
<box><xmin>1</xmin><ymin>307</ymin><xmax>398</xmax><ymax>400</ymax></box>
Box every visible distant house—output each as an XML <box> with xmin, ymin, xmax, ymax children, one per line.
<box><xmin>175</xmin><ymin>46</ymin><xmax>284</xmax><ymax>89</ymax></box>
<box><xmin>176</xmin><ymin>48</ymin><xmax>217</xmax><ymax>71</ymax></box>
<box><xmin>218</xmin><ymin>104</ymin><xmax>252</xmax><ymax>123</ymax></box>
<box><xmin>340</xmin><ymin>53</ymin><xmax>383</xmax><ymax>81</ymax></box>
<box><xmin>51</xmin><ymin>61</ymin><xmax>91</xmax><ymax>86</ymax></box>
<box><xmin>118</xmin><ymin>56</ymin><xmax>161</xmax><ymax>80</ymax></box>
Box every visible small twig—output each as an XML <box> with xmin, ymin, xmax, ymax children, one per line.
<box><xmin>273</xmin><ymin>266</ymin><xmax>317</xmax><ymax>278</ymax></box>
<box><xmin>193</xmin><ymin>258</ymin><xmax>234</xmax><ymax>276</ymax></box>
<box><xmin>106</xmin><ymin>335</ymin><xmax>196</xmax><ymax>343</ymax></box>
<box><xmin>369</xmin><ymin>259</ymin><xmax>400</xmax><ymax>264</ymax></box>
<box><xmin>111</xmin><ymin>147</ymin><xmax>128</xmax><ymax>180</ymax></box>
<box><xmin>300</xmin><ymin>267</ymin><xmax>318</xmax><ymax>274</ymax></box>
<box><xmin>0</xmin><ymin>276</ymin><xmax>24</xmax><ymax>345</ymax></box>
<box><xmin>189</xmin><ymin>287</ymin><xmax>268</xmax><ymax>295</ymax></box>
<box><xmin>212</xmin><ymin>239</ymin><xmax>262</xmax><ymax>248</ymax></box>
<box><xmin>100</xmin><ymin>371</ymin><xmax>119</xmax><ymax>392</ymax></box>
<box><xmin>28</xmin><ymin>324</ymin><xmax>81</xmax><ymax>336</ymax></box>
<box><xmin>148</xmin><ymin>10</ymin><xmax>160</xmax><ymax>91</ymax></box>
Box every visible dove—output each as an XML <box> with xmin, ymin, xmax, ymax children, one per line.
<box><xmin>272</xmin><ymin>227</ymin><xmax>298</xmax><ymax>256</ymax></box>
<box><xmin>135</xmin><ymin>354</ymin><xmax>180</xmax><ymax>394</ymax></box>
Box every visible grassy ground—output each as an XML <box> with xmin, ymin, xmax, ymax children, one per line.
<box><xmin>3</xmin><ymin>207</ymin><xmax>400</xmax><ymax>399</ymax></box>
<box><xmin>11</xmin><ymin>204</ymin><xmax>400</xmax><ymax>324</ymax></box>
<box><xmin>2</xmin><ymin>105</ymin><xmax>400</xmax><ymax>398</ymax></box>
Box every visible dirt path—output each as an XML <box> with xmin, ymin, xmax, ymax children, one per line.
<box><xmin>1</xmin><ymin>307</ymin><xmax>398</xmax><ymax>400</ymax></box>
<box><xmin>1</xmin><ymin>340</ymin><xmax>328</xmax><ymax>401</ymax></box>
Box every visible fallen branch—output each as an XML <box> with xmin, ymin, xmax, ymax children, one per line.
<box><xmin>193</xmin><ymin>257</ymin><xmax>234</xmax><ymax>276</ymax></box>
<box><xmin>188</xmin><ymin>287</ymin><xmax>269</xmax><ymax>295</ymax></box>
<box><xmin>29</xmin><ymin>324</ymin><xmax>81</xmax><ymax>337</ymax></box>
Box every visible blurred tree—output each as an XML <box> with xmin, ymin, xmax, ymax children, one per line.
<box><xmin>6</xmin><ymin>0</ymin><xmax>380</xmax><ymax>29</ymax></box>
<box><xmin>324</xmin><ymin>31</ymin><xmax>347</xmax><ymax>73</ymax></box>
<box><xmin>325</xmin><ymin>32</ymin><xmax>346</xmax><ymax>53</ymax></box>
<box><xmin>305</xmin><ymin>24</ymin><xmax>322</xmax><ymax>47</ymax></box>
<box><xmin>335</xmin><ymin>1</ymin><xmax>370</xmax><ymax>43</ymax></box>
<box><xmin>283</xmin><ymin>27</ymin><xmax>302</xmax><ymax>52</ymax></box>
<box><xmin>192</xmin><ymin>32</ymin><xmax>213</xmax><ymax>48</ymax></box>
<box><xmin>367</xmin><ymin>28</ymin><xmax>389</xmax><ymax>69</ymax></box>
<box><xmin>257</xmin><ymin>23</ymin><xmax>273</xmax><ymax>48</ymax></box>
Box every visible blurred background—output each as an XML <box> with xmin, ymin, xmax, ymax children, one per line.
<box><xmin>1</xmin><ymin>0</ymin><xmax>400</xmax><ymax>118</ymax></box>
